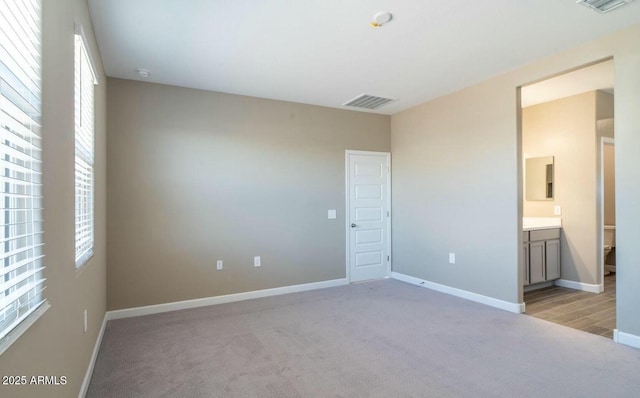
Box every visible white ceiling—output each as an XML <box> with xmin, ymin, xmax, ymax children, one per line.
<box><xmin>88</xmin><ymin>0</ymin><xmax>640</xmax><ymax>115</ymax></box>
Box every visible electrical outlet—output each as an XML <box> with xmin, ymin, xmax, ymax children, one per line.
<box><xmin>254</xmin><ymin>256</ymin><xmax>261</xmax><ymax>267</ymax></box>
<box><xmin>449</xmin><ymin>253</ymin><xmax>456</xmax><ymax>264</ymax></box>
<box><xmin>216</xmin><ymin>260</ymin><xmax>223</xmax><ymax>270</ymax></box>
<box><xmin>554</xmin><ymin>205</ymin><xmax>562</xmax><ymax>216</ymax></box>
<box><xmin>83</xmin><ymin>310</ymin><xmax>87</xmax><ymax>333</ymax></box>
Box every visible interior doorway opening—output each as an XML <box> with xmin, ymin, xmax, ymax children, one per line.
<box><xmin>518</xmin><ymin>59</ymin><xmax>616</xmax><ymax>339</ymax></box>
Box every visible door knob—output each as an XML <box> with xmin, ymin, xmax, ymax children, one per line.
<box><xmin>351</xmin><ymin>223</ymin><xmax>357</xmax><ymax>228</ymax></box>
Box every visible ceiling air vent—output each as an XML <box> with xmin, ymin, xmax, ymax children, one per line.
<box><xmin>343</xmin><ymin>94</ymin><xmax>396</xmax><ymax>110</ymax></box>
<box><xmin>577</xmin><ymin>0</ymin><xmax>634</xmax><ymax>13</ymax></box>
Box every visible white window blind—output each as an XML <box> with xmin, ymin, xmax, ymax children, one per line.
<box><xmin>74</xmin><ymin>27</ymin><xmax>96</xmax><ymax>268</ymax></box>
<box><xmin>0</xmin><ymin>0</ymin><xmax>48</xmax><ymax>352</ymax></box>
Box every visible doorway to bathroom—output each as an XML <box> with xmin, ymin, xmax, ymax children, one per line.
<box><xmin>518</xmin><ymin>59</ymin><xmax>617</xmax><ymax>339</ymax></box>
<box><xmin>601</xmin><ymin>137</ymin><xmax>615</xmax><ymax>277</ymax></box>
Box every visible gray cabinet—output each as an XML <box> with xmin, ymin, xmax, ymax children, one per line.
<box><xmin>523</xmin><ymin>244</ymin><xmax>530</xmax><ymax>286</ymax></box>
<box><xmin>523</xmin><ymin>228</ymin><xmax>561</xmax><ymax>286</ymax></box>
<box><xmin>529</xmin><ymin>240</ymin><xmax>546</xmax><ymax>284</ymax></box>
<box><xmin>545</xmin><ymin>239</ymin><xmax>561</xmax><ymax>280</ymax></box>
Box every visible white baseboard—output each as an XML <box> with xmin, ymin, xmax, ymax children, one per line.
<box><xmin>79</xmin><ymin>314</ymin><xmax>108</xmax><ymax>398</ymax></box>
<box><xmin>614</xmin><ymin>329</ymin><xmax>640</xmax><ymax>349</ymax></box>
<box><xmin>107</xmin><ymin>278</ymin><xmax>349</xmax><ymax>320</ymax></box>
<box><xmin>391</xmin><ymin>272</ymin><xmax>524</xmax><ymax>314</ymax></box>
<box><xmin>554</xmin><ymin>279</ymin><xmax>603</xmax><ymax>293</ymax></box>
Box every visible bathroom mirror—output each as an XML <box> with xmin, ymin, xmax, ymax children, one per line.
<box><xmin>525</xmin><ymin>156</ymin><xmax>554</xmax><ymax>200</ymax></box>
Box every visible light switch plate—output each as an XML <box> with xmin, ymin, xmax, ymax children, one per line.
<box><xmin>254</xmin><ymin>256</ymin><xmax>261</xmax><ymax>267</ymax></box>
<box><xmin>328</xmin><ymin>209</ymin><xmax>337</xmax><ymax>219</ymax></box>
<box><xmin>449</xmin><ymin>253</ymin><xmax>455</xmax><ymax>264</ymax></box>
<box><xmin>216</xmin><ymin>260</ymin><xmax>223</xmax><ymax>270</ymax></box>
<box><xmin>554</xmin><ymin>205</ymin><xmax>562</xmax><ymax>216</ymax></box>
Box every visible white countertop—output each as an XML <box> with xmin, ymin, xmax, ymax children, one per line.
<box><xmin>523</xmin><ymin>217</ymin><xmax>562</xmax><ymax>231</ymax></box>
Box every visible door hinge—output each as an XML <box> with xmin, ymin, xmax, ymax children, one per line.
<box><xmin>387</xmin><ymin>211</ymin><xmax>390</xmax><ymax>217</ymax></box>
<box><xmin>387</xmin><ymin>255</ymin><xmax>390</xmax><ymax>262</ymax></box>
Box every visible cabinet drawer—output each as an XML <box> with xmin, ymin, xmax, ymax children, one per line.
<box><xmin>530</xmin><ymin>228</ymin><xmax>560</xmax><ymax>241</ymax></box>
<box><xmin>522</xmin><ymin>231</ymin><xmax>529</xmax><ymax>242</ymax></box>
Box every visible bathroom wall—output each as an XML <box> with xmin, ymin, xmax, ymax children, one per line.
<box><xmin>597</xmin><ymin>116</ymin><xmax>616</xmax><ymax>229</ymax></box>
<box><xmin>596</xmin><ymin>90</ymin><xmax>615</xmax><ymax>120</ymax></box>
<box><xmin>598</xmin><ymin>117</ymin><xmax>616</xmax><ymax>266</ymax></box>
<box><xmin>522</xmin><ymin>90</ymin><xmax>613</xmax><ymax>285</ymax></box>
<box><xmin>604</xmin><ymin>144</ymin><xmax>616</xmax><ymax>226</ymax></box>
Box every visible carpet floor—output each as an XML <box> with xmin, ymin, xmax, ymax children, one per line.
<box><xmin>87</xmin><ymin>280</ymin><xmax>640</xmax><ymax>397</ymax></box>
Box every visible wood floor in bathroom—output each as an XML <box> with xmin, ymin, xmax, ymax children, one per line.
<box><xmin>524</xmin><ymin>274</ymin><xmax>616</xmax><ymax>339</ymax></box>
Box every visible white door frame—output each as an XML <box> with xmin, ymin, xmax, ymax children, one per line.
<box><xmin>344</xmin><ymin>150</ymin><xmax>392</xmax><ymax>283</ymax></box>
<box><xmin>599</xmin><ymin>136</ymin><xmax>615</xmax><ymax>285</ymax></box>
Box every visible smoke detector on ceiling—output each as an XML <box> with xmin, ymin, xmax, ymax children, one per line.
<box><xmin>370</xmin><ymin>12</ymin><xmax>393</xmax><ymax>28</ymax></box>
<box><xmin>343</xmin><ymin>94</ymin><xmax>397</xmax><ymax>110</ymax></box>
<box><xmin>136</xmin><ymin>68</ymin><xmax>151</xmax><ymax>78</ymax></box>
<box><xmin>577</xmin><ymin>0</ymin><xmax>634</xmax><ymax>13</ymax></box>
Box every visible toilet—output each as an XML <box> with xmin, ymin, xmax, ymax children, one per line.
<box><xmin>604</xmin><ymin>225</ymin><xmax>616</xmax><ymax>273</ymax></box>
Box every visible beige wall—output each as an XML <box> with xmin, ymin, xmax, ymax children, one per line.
<box><xmin>391</xmin><ymin>23</ymin><xmax>640</xmax><ymax>341</ymax></box>
<box><xmin>596</xmin><ymin>92</ymin><xmax>615</xmax><ymax>229</ymax></box>
<box><xmin>391</xmin><ymin>78</ymin><xmax>520</xmax><ymax>302</ymax></box>
<box><xmin>106</xmin><ymin>79</ymin><xmax>390</xmax><ymax>310</ymax></box>
<box><xmin>604</xmin><ymin>144</ymin><xmax>616</xmax><ymax>226</ymax></box>
<box><xmin>596</xmin><ymin>90</ymin><xmax>615</xmax><ymax>120</ymax></box>
<box><xmin>0</xmin><ymin>1</ymin><xmax>107</xmax><ymax>397</ymax></box>
<box><xmin>612</xmin><ymin>27</ymin><xmax>640</xmax><ymax>336</ymax></box>
<box><xmin>598</xmin><ymin>117</ymin><xmax>616</xmax><ymax>266</ymax></box>
<box><xmin>523</xmin><ymin>91</ymin><xmax>613</xmax><ymax>285</ymax></box>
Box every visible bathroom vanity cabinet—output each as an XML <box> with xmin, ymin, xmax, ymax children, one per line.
<box><xmin>523</xmin><ymin>228</ymin><xmax>560</xmax><ymax>286</ymax></box>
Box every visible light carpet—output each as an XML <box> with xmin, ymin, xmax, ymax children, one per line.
<box><xmin>87</xmin><ymin>279</ymin><xmax>640</xmax><ymax>397</ymax></box>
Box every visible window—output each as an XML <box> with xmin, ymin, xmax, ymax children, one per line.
<box><xmin>74</xmin><ymin>26</ymin><xmax>96</xmax><ymax>268</ymax></box>
<box><xmin>0</xmin><ymin>0</ymin><xmax>48</xmax><ymax>354</ymax></box>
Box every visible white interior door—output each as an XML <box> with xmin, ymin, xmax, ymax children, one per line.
<box><xmin>346</xmin><ymin>151</ymin><xmax>390</xmax><ymax>282</ymax></box>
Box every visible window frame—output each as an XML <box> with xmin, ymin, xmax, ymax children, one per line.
<box><xmin>74</xmin><ymin>23</ymin><xmax>98</xmax><ymax>269</ymax></box>
<box><xmin>0</xmin><ymin>0</ymin><xmax>49</xmax><ymax>356</ymax></box>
